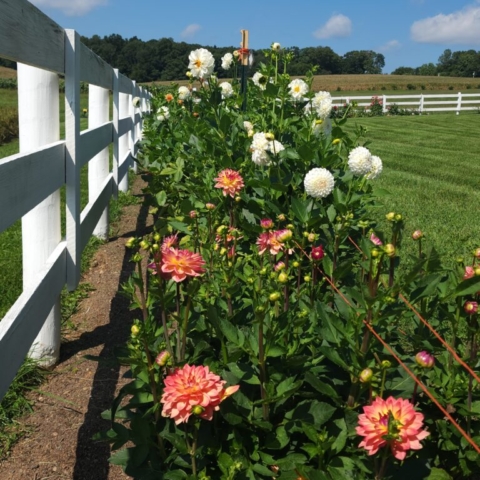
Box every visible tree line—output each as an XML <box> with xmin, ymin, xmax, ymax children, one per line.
<box><xmin>392</xmin><ymin>49</ymin><xmax>480</xmax><ymax>77</ymax></box>
<box><xmin>1</xmin><ymin>35</ymin><xmax>478</xmax><ymax>81</ymax></box>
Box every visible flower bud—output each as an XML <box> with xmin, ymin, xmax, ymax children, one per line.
<box><xmin>311</xmin><ymin>245</ymin><xmax>325</xmax><ymax>261</ymax></box>
<box><xmin>259</xmin><ymin>267</ymin><xmax>268</xmax><ymax>275</ymax></box>
<box><xmin>278</xmin><ymin>272</ymin><xmax>288</xmax><ymax>283</ymax></box>
<box><xmin>474</xmin><ymin>248</ymin><xmax>480</xmax><ymax>259</ymax></box>
<box><xmin>153</xmin><ymin>233</ymin><xmax>161</xmax><ymax>242</ymax></box>
<box><xmin>155</xmin><ymin>350</ymin><xmax>171</xmax><ymax>367</ymax></box>
<box><xmin>233</xmin><ymin>50</ymin><xmax>240</xmax><ymax>58</ymax></box>
<box><xmin>277</xmin><ymin>229</ymin><xmax>292</xmax><ymax>242</ymax></box>
<box><xmin>216</xmin><ymin>225</ymin><xmax>227</xmax><ymax>235</ymax></box>
<box><xmin>415</xmin><ymin>351</ymin><xmax>435</xmax><ymax>369</ymax></box>
<box><xmin>186</xmin><ymin>71</ymin><xmax>193</xmax><ymax>78</ymax></box>
<box><xmin>286</xmin><ymin>224</ymin><xmax>294</xmax><ymax>230</ymax></box>
<box><xmin>359</xmin><ymin>368</ymin><xmax>373</xmax><ymax>383</ymax></box>
<box><xmin>303</xmin><ymin>231</ymin><xmax>309</xmax><ymax>238</ymax></box>
<box><xmin>139</xmin><ymin>240</ymin><xmax>149</xmax><ymax>250</ymax></box>
<box><xmin>385</xmin><ymin>212</ymin><xmax>396</xmax><ymax>222</ymax></box>
<box><xmin>265</xmin><ymin>132</ymin><xmax>275</xmax><ymax>140</ymax></box>
<box><xmin>292</xmin><ymin>261</ymin><xmax>300</xmax><ymax>268</ymax></box>
<box><xmin>192</xmin><ymin>405</ymin><xmax>205</xmax><ymax>415</ymax></box>
<box><xmin>255</xmin><ymin>306</ymin><xmax>265</xmax><ymax>313</ymax></box>
<box><xmin>332</xmin><ymin>138</ymin><xmax>341</xmax><ymax>145</ymax></box>
<box><xmin>303</xmin><ymin>275</ymin><xmax>311</xmax><ymax>283</ymax></box>
<box><xmin>152</xmin><ymin>244</ymin><xmax>159</xmax><ymax>251</ymax></box>
<box><xmin>189</xmin><ymin>210</ymin><xmax>197</xmax><ymax>219</ymax></box>
<box><xmin>475</xmin><ymin>268</ymin><xmax>480</xmax><ymax>276</ymax></box>
<box><xmin>235</xmin><ymin>196</ymin><xmax>242</xmax><ymax>203</ymax></box>
<box><xmin>464</xmin><ymin>266</ymin><xmax>475</xmax><ymax>280</ymax></box>
<box><xmin>307</xmin><ymin>233</ymin><xmax>315</xmax><ymax>243</ymax></box>
<box><xmin>269</xmin><ymin>292</ymin><xmax>281</xmax><ymax>302</ymax></box>
<box><xmin>371</xmin><ymin>248</ymin><xmax>380</xmax><ymax>258</ymax></box>
<box><xmin>271</xmin><ymin>42</ymin><xmax>281</xmax><ymax>51</ymax></box>
<box><xmin>384</xmin><ymin>244</ymin><xmax>396</xmax><ymax>258</ymax></box>
<box><xmin>370</xmin><ymin>233</ymin><xmax>382</xmax><ymax>246</ymax></box>
<box><xmin>132</xmin><ymin>253</ymin><xmax>143</xmax><ymax>263</ymax></box>
<box><xmin>412</xmin><ymin>230</ymin><xmax>423</xmax><ymax>241</ymax></box>
<box><xmin>261</xmin><ymin>218</ymin><xmax>274</xmax><ymax>230</ymax></box>
<box><xmin>464</xmin><ymin>301</ymin><xmax>478</xmax><ymax>315</ymax></box>
<box><xmin>131</xmin><ymin>325</ymin><xmax>140</xmax><ymax>337</ymax></box>
<box><xmin>275</xmin><ymin>261</ymin><xmax>286</xmax><ymax>271</ymax></box>
<box><xmin>394</xmin><ymin>213</ymin><xmax>403</xmax><ymax>222</ymax></box>
<box><xmin>277</xmin><ymin>214</ymin><xmax>286</xmax><ymax>222</ymax></box>
<box><xmin>206</xmin><ymin>202</ymin><xmax>216</xmax><ymax>211</ymax></box>
<box><xmin>381</xmin><ymin>360</ymin><xmax>392</xmax><ymax>369</ymax></box>
<box><xmin>125</xmin><ymin>237</ymin><xmax>136</xmax><ymax>248</ymax></box>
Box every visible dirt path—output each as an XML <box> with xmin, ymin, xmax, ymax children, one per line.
<box><xmin>0</xmin><ymin>176</ymin><xmax>152</xmax><ymax>480</ymax></box>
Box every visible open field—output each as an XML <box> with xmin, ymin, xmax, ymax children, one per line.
<box><xmin>0</xmin><ymin>67</ymin><xmax>16</xmax><ymax>79</ymax></box>
<box><xmin>344</xmin><ymin>113</ymin><xmax>480</xmax><ymax>262</ymax></box>
<box><xmin>148</xmin><ymin>73</ymin><xmax>480</xmax><ymax>93</ymax></box>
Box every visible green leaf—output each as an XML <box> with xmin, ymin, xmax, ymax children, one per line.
<box><xmin>252</xmin><ymin>463</ymin><xmax>276</xmax><ymax>476</ymax></box>
<box><xmin>168</xmin><ymin>220</ymin><xmax>191</xmax><ymax>234</ymax></box>
<box><xmin>291</xmin><ymin>197</ymin><xmax>309</xmax><ymax>224</ymax></box>
<box><xmin>242</xmin><ymin>208</ymin><xmax>257</xmax><ymax>225</ymax></box>
<box><xmin>108</xmin><ymin>448</ymin><xmax>131</xmax><ymax>467</ymax></box>
<box><xmin>155</xmin><ymin>191</ymin><xmax>167</xmax><ymax>207</ymax></box>
<box><xmin>304</xmin><ymin>372</ymin><xmax>340</xmax><ymax>401</ymax></box>
<box><xmin>159</xmin><ymin>167</ymin><xmax>177</xmax><ymax>175</ymax></box>
<box><xmin>426</xmin><ymin>468</ymin><xmax>453</xmax><ymax>480</ymax></box>
<box><xmin>451</xmin><ymin>276</ymin><xmax>480</xmax><ymax>299</ymax></box>
<box><xmin>164</xmin><ymin>470</ymin><xmax>188</xmax><ymax>480</ymax></box>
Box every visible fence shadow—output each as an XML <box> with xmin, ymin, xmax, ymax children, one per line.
<box><xmin>71</xmin><ymin>189</ymin><xmax>150</xmax><ymax>480</ymax></box>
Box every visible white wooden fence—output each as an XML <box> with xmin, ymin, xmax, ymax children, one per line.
<box><xmin>333</xmin><ymin>92</ymin><xmax>480</xmax><ymax>113</ymax></box>
<box><xmin>0</xmin><ymin>0</ymin><xmax>151</xmax><ymax>401</ymax></box>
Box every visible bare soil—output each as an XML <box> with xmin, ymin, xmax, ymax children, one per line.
<box><xmin>0</xmin><ymin>175</ymin><xmax>152</xmax><ymax>480</ymax></box>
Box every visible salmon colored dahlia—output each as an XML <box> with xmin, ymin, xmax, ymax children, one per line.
<box><xmin>161</xmin><ymin>364</ymin><xmax>239</xmax><ymax>424</ymax></box>
<box><xmin>356</xmin><ymin>396</ymin><xmax>429</xmax><ymax>460</ymax></box>
<box><xmin>214</xmin><ymin>169</ymin><xmax>244</xmax><ymax>198</ymax></box>
<box><xmin>257</xmin><ymin>231</ymin><xmax>283</xmax><ymax>255</ymax></box>
<box><xmin>160</xmin><ymin>248</ymin><xmax>205</xmax><ymax>282</ymax></box>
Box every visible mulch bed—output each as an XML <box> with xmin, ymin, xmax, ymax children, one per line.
<box><xmin>0</xmin><ymin>175</ymin><xmax>152</xmax><ymax>480</ymax></box>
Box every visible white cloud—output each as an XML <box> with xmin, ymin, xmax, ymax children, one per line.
<box><xmin>30</xmin><ymin>0</ymin><xmax>108</xmax><ymax>16</ymax></box>
<box><xmin>378</xmin><ymin>40</ymin><xmax>401</xmax><ymax>52</ymax></box>
<box><xmin>411</xmin><ymin>3</ymin><xmax>480</xmax><ymax>44</ymax></box>
<box><xmin>181</xmin><ymin>24</ymin><xmax>201</xmax><ymax>39</ymax></box>
<box><xmin>313</xmin><ymin>14</ymin><xmax>352</xmax><ymax>39</ymax></box>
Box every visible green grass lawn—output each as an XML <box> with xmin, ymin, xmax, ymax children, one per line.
<box><xmin>344</xmin><ymin>112</ymin><xmax>480</xmax><ymax>263</ymax></box>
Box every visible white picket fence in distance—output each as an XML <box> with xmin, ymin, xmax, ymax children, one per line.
<box><xmin>0</xmin><ymin>0</ymin><xmax>151</xmax><ymax>401</ymax></box>
<box><xmin>332</xmin><ymin>92</ymin><xmax>480</xmax><ymax>113</ymax></box>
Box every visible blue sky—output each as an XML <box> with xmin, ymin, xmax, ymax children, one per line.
<box><xmin>29</xmin><ymin>0</ymin><xmax>480</xmax><ymax>74</ymax></box>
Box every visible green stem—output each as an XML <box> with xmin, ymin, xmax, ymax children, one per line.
<box><xmin>180</xmin><ymin>293</ymin><xmax>192</xmax><ymax>361</ymax></box>
<box><xmin>258</xmin><ymin>314</ymin><xmax>269</xmax><ymax>421</ymax></box>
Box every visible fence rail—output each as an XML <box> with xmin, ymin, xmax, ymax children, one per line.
<box><xmin>0</xmin><ymin>0</ymin><xmax>151</xmax><ymax>401</ymax></box>
<box><xmin>332</xmin><ymin>92</ymin><xmax>480</xmax><ymax>113</ymax></box>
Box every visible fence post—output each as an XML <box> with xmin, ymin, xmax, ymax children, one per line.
<box><xmin>382</xmin><ymin>94</ymin><xmax>387</xmax><ymax>113</ymax></box>
<box><xmin>130</xmin><ymin>80</ymin><xmax>138</xmax><ymax>174</ymax></box>
<box><xmin>65</xmin><ymin>30</ymin><xmax>81</xmax><ymax>291</ymax></box>
<box><xmin>89</xmin><ymin>84</ymin><xmax>110</xmax><ymax>239</ymax></box>
<box><xmin>118</xmin><ymin>89</ymin><xmax>130</xmax><ymax>193</ymax></box>
<box><xmin>420</xmin><ymin>94</ymin><xmax>424</xmax><ymax>113</ymax></box>
<box><xmin>18</xmin><ymin>64</ymin><xmax>61</xmax><ymax>366</ymax></box>
<box><xmin>113</xmin><ymin>68</ymin><xmax>119</xmax><ymax>199</ymax></box>
<box><xmin>457</xmin><ymin>92</ymin><xmax>462</xmax><ymax>114</ymax></box>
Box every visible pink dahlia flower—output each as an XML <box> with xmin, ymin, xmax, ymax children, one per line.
<box><xmin>161</xmin><ymin>364</ymin><xmax>239</xmax><ymax>424</ymax></box>
<box><xmin>260</xmin><ymin>218</ymin><xmax>274</xmax><ymax>230</ymax></box>
<box><xmin>311</xmin><ymin>245</ymin><xmax>325</xmax><ymax>261</ymax></box>
<box><xmin>356</xmin><ymin>396</ymin><xmax>429</xmax><ymax>460</ymax></box>
<box><xmin>162</xmin><ymin>234</ymin><xmax>179</xmax><ymax>252</ymax></box>
<box><xmin>415</xmin><ymin>351</ymin><xmax>435</xmax><ymax>369</ymax></box>
<box><xmin>161</xmin><ymin>248</ymin><xmax>205</xmax><ymax>282</ymax></box>
<box><xmin>464</xmin><ymin>301</ymin><xmax>478</xmax><ymax>315</ymax></box>
<box><xmin>214</xmin><ymin>169</ymin><xmax>244</xmax><ymax>198</ymax></box>
<box><xmin>257</xmin><ymin>231</ymin><xmax>283</xmax><ymax>255</ymax></box>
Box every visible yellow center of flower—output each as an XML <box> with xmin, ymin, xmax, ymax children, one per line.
<box><xmin>294</xmin><ymin>86</ymin><xmax>300</xmax><ymax>92</ymax></box>
<box><xmin>195</xmin><ymin>59</ymin><xmax>202</xmax><ymax>68</ymax></box>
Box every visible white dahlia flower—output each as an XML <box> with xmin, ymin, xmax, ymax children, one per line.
<box><xmin>221</xmin><ymin>53</ymin><xmax>234</xmax><ymax>70</ymax></box>
<box><xmin>178</xmin><ymin>86</ymin><xmax>191</xmax><ymax>100</ymax></box>
<box><xmin>348</xmin><ymin>146</ymin><xmax>373</xmax><ymax>176</ymax></box>
<box><xmin>251</xmin><ymin>132</ymin><xmax>269</xmax><ymax>152</ymax></box>
<box><xmin>220</xmin><ymin>82</ymin><xmax>234</xmax><ymax>98</ymax></box>
<box><xmin>304</xmin><ymin>168</ymin><xmax>335</xmax><ymax>199</ymax></box>
<box><xmin>312</xmin><ymin>118</ymin><xmax>332</xmax><ymax>137</ymax></box>
<box><xmin>288</xmin><ymin>79</ymin><xmax>309</xmax><ymax>101</ymax></box>
<box><xmin>188</xmin><ymin>48</ymin><xmax>215</xmax><ymax>79</ymax></box>
<box><xmin>271</xmin><ymin>42</ymin><xmax>281</xmax><ymax>51</ymax></box>
<box><xmin>365</xmin><ymin>155</ymin><xmax>383</xmax><ymax>180</ymax></box>
<box><xmin>132</xmin><ymin>96</ymin><xmax>141</xmax><ymax>108</ymax></box>
<box><xmin>312</xmin><ymin>91</ymin><xmax>333</xmax><ymax>119</ymax></box>
<box><xmin>252</xmin><ymin>72</ymin><xmax>267</xmax><ymax>90</ymax></box>
<box><xmin>267</xmin><ymin>140</ymin><xmax>285</xmax><ymax>155</ymax></box>
<box><xmin>156</xmin><ymin>106</ymin><xmax>170</xmax><ymax>122</ymax></box>
<box><xmin>252</xmin><ymin>149</ymin><xmax>271</xmax><ymax>166</ymax></box>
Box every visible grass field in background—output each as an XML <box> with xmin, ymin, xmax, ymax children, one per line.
<box><xmin>344</xmin><ymin>113</ymin><xmax>480</xmax><ymax>263</ymax></box>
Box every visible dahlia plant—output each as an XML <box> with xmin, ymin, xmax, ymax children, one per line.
<box><xmin>96</xmin><ymin>45</ymin><xmax>480</xmax><ymax>479</ymax></box>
